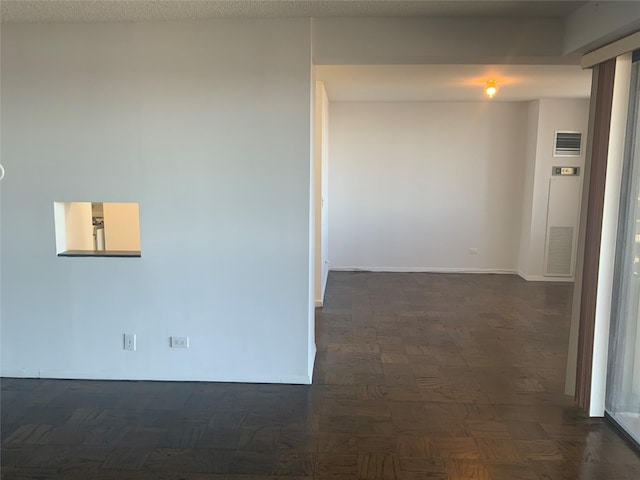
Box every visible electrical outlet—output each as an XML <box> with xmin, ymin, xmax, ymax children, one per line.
<box><xmin>170</xmin><ymin>336</ymin><xmax>189</xmax><ymax>348</ymax></box>
<box><xmin>469</xmin><ymin>248</ymin><xmax>479</xmax><ymax>254</ymax></box>
<box><xmin>124</xmin><ymin>333</ymin><xmax>136</xmax><ymax>351</ymax></box>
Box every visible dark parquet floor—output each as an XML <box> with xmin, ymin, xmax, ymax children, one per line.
<box><xmin>2</xmin><ymin>272</ymin><xmax>640</xmax><ymax>479</ymax></box>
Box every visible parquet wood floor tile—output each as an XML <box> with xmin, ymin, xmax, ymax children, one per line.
<box><xmin>3</xmin><ymin>272</ymin><xmax>640</xmax><ymax>479</ymax></box>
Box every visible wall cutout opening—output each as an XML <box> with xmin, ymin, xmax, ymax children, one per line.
<box><xmin>54</xmin><ymin>202</ymin><xmax>141</xmax><ymax>257</ymax></box>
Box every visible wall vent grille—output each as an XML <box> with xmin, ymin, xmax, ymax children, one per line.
<box><xmin>554</xmin><ymin>131</ymin><xmax>582</xmax><ymax>156</ymax></box>
<box><xmin>545</xmin><ymin>226</ymin><xmax>574</xmax><ymax>276</ymax></box>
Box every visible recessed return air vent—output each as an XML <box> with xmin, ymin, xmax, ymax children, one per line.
<box><xmin>554</xmin><ymin>131</ymin><xmax>582</xmax><ymax>157</ymax></box>
<box><xmin>546</xmin><ymin>226</ymin><xmax>574</xmax><ymax>276</ymax></box>
<box><xmin>543</xmin><ymin>176</ymin><xmax>581</xmax><ymax>278</ymax></box>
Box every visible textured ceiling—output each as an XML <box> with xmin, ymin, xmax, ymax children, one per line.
<box><xmin>1</xmin><ymin>1</ymin><xmax>588</xmax><ymax>24</ymax></box>
<box><xmin>316</xmin><ymin>64</ymin><xmax>592</xmax><ymax>102</ymax></box>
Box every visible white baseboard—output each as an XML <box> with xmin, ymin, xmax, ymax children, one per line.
<box><xmin>315</xmin><ymin>268</ymin><xmax>329</xmax><ymax>307</ymax></box>
<box><xmin>518</xmin><ymin>272</ymin><xmax>575</xmax><ymax>282</ymax></box>
<box><xmin>308</xmin><ymin>343</ymin><xmax>317</xmax><ymax>381</ymax></box>
<box><xmin>330</xmin><ymin>266</ymin><xmax>517</xmax><ymax>274</ymax></box>
<box><xmin>0</xmin><ymin>368</ymin><xmax>313</xmax><ymax>385</ymax></box>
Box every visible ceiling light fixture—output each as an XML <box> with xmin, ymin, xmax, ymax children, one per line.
<box><xmin>485</xmin><ymin>79</ymin><xmax>498</xmax><ymax>98</ymax></box>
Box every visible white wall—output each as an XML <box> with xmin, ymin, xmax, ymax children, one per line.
<box><xmin>320</xmin><ymin>85</ymin><xmax>330</xmax><ymax>300</ymax></box>
<box><xmin>314</xmin><ymin>81</ymin><xmax>330</xmax><ymax>305</ymax></box>
<box><xmin>64</xmin><ymin>202</ymin><xmax>93</xmax><ymax>251</ymax></box>
<box><xmin>518</xmin><ymin>99</ymin><xmax>590</xmax><ymax>280</ymax></box>
<box><xmin>53</xmin><ymin>202</ymin><xmax>68</xmax><ymax>253</ymax></box>
<box><xmin>103</xmin><ymin>202</ymin><xmax>141</xmax><ymax>251</ymax></box>
<box><xmin>518</xmin><ymin>101</ymin><xmax>541</xmax><ymax>275</ymax></box>
<box><xmin>1</xmin><ymin>19</ymin><xmax>314</xmax><ymax>383</ymax></box>
<box><xmin>328</xmin><ymin>102</ymin><xmax>527</xmax><ymax>272</ymax></box>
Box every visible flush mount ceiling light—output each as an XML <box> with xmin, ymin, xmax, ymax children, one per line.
<box><xmin>485</xmin><ymin>79</ymin><xmax>498</xmax><ymax>98</ymax></box>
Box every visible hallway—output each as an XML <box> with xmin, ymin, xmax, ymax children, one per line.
<box><xmin>2</xmin><ymin>272</ymin><xmax>640</xmax><ymax>479</ymax></box>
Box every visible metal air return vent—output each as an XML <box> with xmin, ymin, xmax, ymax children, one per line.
<box><xmin>554</xmin><ymin>131</ymin><xmax>582</xmax><ymax>157</ymax></box>
<box><xmin>545</xmin><ymin>226</ymin><xmax>574</xmax><ymax>276</ymax></box>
